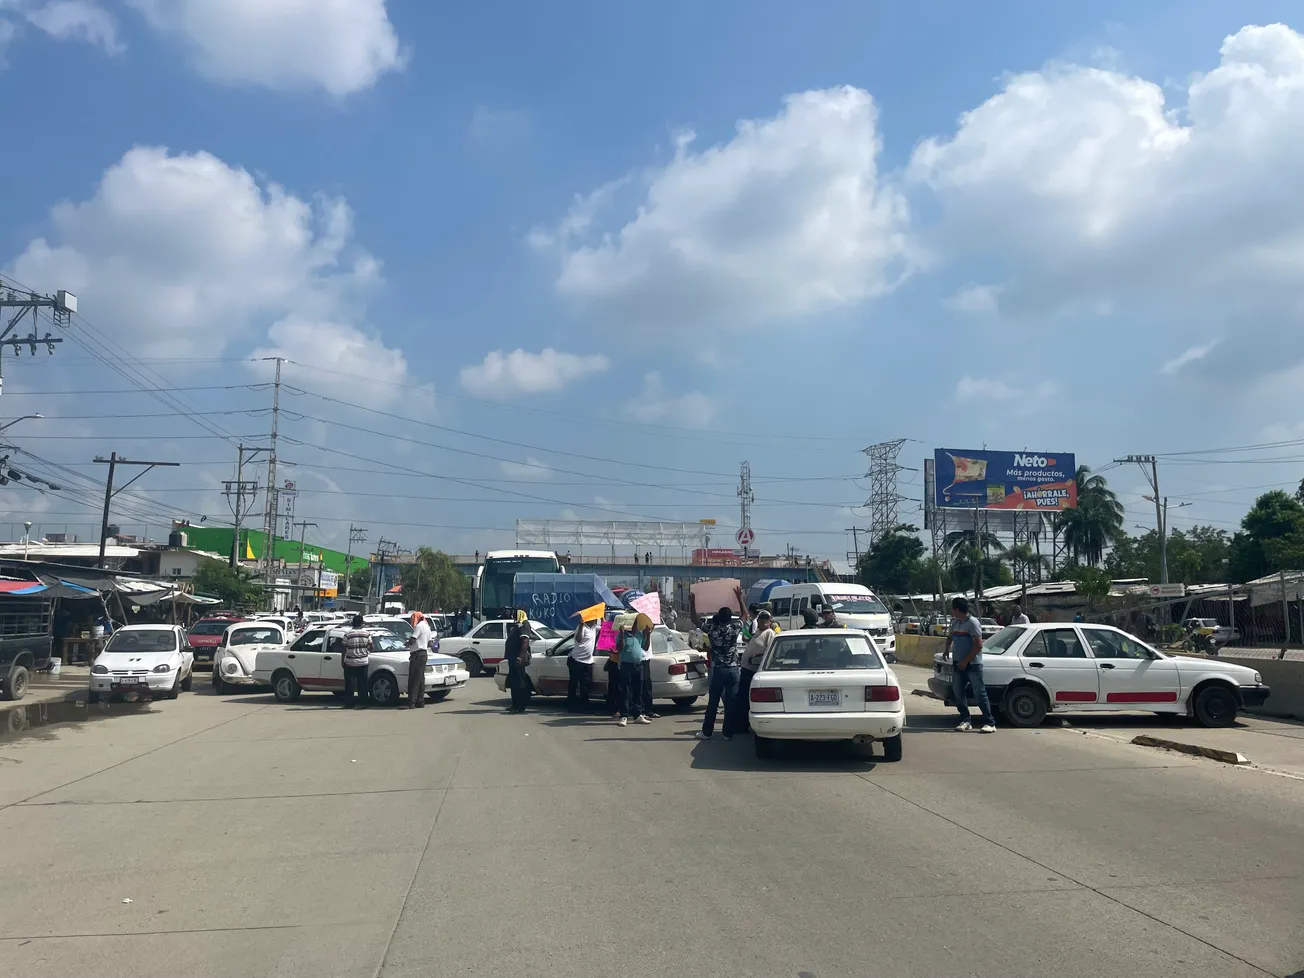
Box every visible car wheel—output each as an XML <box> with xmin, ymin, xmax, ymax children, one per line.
<box><xmin>427</xmin><ymin>690</ymin><xmax>450</xmax><ymax>702</ymax></box>
<box><xmin>1193</xmin><ymin>684</ymin><xmax>1238</xmax><ymax>728</ymax></box>
<box><xmin>672</xmin><ymin>696</ymin><xmax>699</xmax><ymax>709</ymax></box>
<box><xmin>1002</xmin><ymin>685</ymin><xmax>1047</xmax><ymax>728</ymax></box>
<box><xmin>165</xmin><ymin>673</ymin><xmax>180</xmax><ymax>700</ymax></box>
<box><xmin>754</xmin><ymin>735</ymin><xmax>777</xmax><ymax>759</ymax></box>
<box><xmin>882</xmin><ymin>734</ymin><xmax>903</xmax><ymax>762</ymax></box>
<box><xmin>181</xmin><ymin>671</ymin><xmax>193</xmax><ymax>692</ymax></box>
<box><xmin>272</xmin><ymin>671</ymin><xmax>301</xmax><ymax>703</ymax></box>
<box><xmin>2</xmin><ymin>665</ymin><xmax>29</xmax><ymax>702</ymax></box>
<box><xmin>459</xmin><ymin>651</ymin><xmax>483</xmax><ymax>678</ymax></box>
<box><xmin>369</xmin><ymin>671</ymin><xmax>399</xmax><ymax>707</ymax></box>
<box><xmin>213</xmin><ymin>673</ymin><xmax>230</xmax><ymax>695</ymax></box>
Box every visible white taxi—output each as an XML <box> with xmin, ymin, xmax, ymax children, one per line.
<box><xmin>494</xmin><ymin>625</ymin><xmax>709</xmax><ymax>707</ymax></box>
<box><xmin>928</xmin><ymin>622</ymin><xmax>1271</xmax><ymax>728</ymax></box>
<box><xmin>212</xmin><ymin>621</ymin><xmax>288</xmax><ymax>695</ymax></box>
<box><xmin>89</xmin><ymin>625</ymin><xmax>195</xmax><ymax>703</ymax></box>
<box><xmin>440</xmin><ymin>619</ymin><xmax>564</xmax><ymax>677</ymax></box>
<box><xmin>748</xmin><ymin>629</ymin><xmax>904</xmax><ymax>761</ymax></box>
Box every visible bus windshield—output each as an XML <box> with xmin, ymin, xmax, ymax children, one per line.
<box><xmin>477</xmin><ymin>554</ymin><xmax>561</xmax><ymax>618</ymax></box>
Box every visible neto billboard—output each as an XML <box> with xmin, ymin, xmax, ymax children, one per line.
<box><xmin>934</xmin><ymin>449</ymin><xmax>1077</xmax><ymax>511</ymax></box>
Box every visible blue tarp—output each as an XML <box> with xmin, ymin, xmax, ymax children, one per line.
<box><xmin>513</xmin><ymin>573</ymin><xmax>624</xmax><ymax>630</ymax></box>
<box><xmin>746</xmin><ymin>579</ymin><xmax>792</xmax><ymax>607</ymax></box>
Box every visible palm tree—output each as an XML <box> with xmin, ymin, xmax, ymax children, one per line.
<box><xmin>1056</xmin><ymin>465</ymin><xmax>1125</xmax><ymax>566</ymax></box>
<box><xmin>1004</xmin><ymin>542</ymin><xmax>1049</xmax><ymax>583</ymax></box>
<box><xmin>943</xmin><ymin>528</ymin><xmax>1005</xmax><ymax>563</ymax></box>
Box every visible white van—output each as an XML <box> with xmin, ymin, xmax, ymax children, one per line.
<box><xmin>767</xmin><ymin>583</ymin><xmax>896</xmax><ymax>656</ymax></box>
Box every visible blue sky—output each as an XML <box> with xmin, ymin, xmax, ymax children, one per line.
<box><xmin>2</xmin><ymin>0</ymin><xmax>1303</xmax><ymax>567</ymax></box>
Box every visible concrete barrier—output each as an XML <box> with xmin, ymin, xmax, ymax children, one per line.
<box><xmin>1220</xmin><ymin>656</ymin><xmax>1304</xmax><ymax>721</ymax></box>
<box><xmin>894</xmin><ymin>634</ymin><xmax>947</xmax><ymax>668</ymax></box>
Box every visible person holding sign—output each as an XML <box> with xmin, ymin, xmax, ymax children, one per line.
<box><xmin>568</xmin><ymin>603</ymin><xmax>603</xmax><ymax>711</ymax></box>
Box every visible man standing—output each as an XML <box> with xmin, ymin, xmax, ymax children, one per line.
<box><xmin>407</xmin><ymin>612</ymin><xmax>431</xmax><ymax>709</ymax></box>
<box><xmin>505</xmin><ymin>610</ymin><xmax>532</xmax><ymax>714</ymax></box>
<box><xmin>343</xmin><ymin>614</ymin><xmax>371</xmax><ymax>709</ymax></box>
<box><xmin>568</xmin><ymin>615</ymin><xmax>598</xmax><ymax>711</ymax></box>
<box><xmin>945</xmin><ymin>597</ymin><xmax>995</xmax><ymax>733</ymax></box>
<box><xmin>736</xmin><ymin>609</ymin><xmax>777</xmax><ymax>733</ymax></box>
<box><xmin>693</xmin><ymin>588</ymin><xmax>749</xmax><ymax>741</ymax></box>
<box><xmin>1010</xmin><ymin>605</ymin><xmax>1030</xmax><ymax>626</ymax></box>
<box><xmin>818</xmin><ymin>604</ymin><xmax>841</xmax><ymax>628</ymax></box>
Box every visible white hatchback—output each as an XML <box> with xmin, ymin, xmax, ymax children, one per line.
<box><xmin>748</xmin><ymin>629</ymin><xmax>905</xmax><ymax>761</ymax></box>
<box><xmin>89</xmin><ymin>625</ymin><xmax>195</xmax><ymax>703</ymax></box>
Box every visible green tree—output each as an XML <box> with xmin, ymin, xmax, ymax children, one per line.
<box><xmin>347</xmin><ymin>564</ymin><xmax>373</xmax><ymax>598</ymax></box>
<box><xmin>856</xmin><ymin>525</ymin><xmax>925</xmax><ymax>594</ymax></box>
<box><xmin>1064</xmin><ymin>564</ymin><xmax>1112</xmax><ymax>606</ymax></box>
<box><xmin>909</xmin><ymin>556</ymin><xmax>951</xmax><ymax>596</ymax></box>
<box><xmin>399</xmin><ymin>548</ymin><xmax>472</xmax><ymax>611</ymax></box>
<box><xmin>942</xmin><ymin>527</ymin><xmax>1005</xmax><ymax>562</ymax></box>
<box><xmin>1004</xmin><ymin>542</ymin><xmax>1049</xmax><ymax>584</ymax></box>
<box><xmin>192</xmin><ymin>559</ymin><xmax>261</xmax><ymax>608</ymax></box>
<box><xmin>1229</xmin><ymin>490</ymin><xmax>1304</xmax><ymax>582</ymax></box>
<box><xmin>1056</xmin><ymin>465</ymin><xmax>1124</xmax><ymax>566</ymax></box>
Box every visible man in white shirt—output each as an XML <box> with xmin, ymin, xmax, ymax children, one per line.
<box><xmin>407</xmin><ymin>613</ymin><xmax>433</xmax><ymax>709</ymax></box>
<box><xmin>1010</xmin><ymin>605</ymin><xmax>1030</xmax><ymax>626</ymax></box>
<box><xmin>569</xmin><ymin>617</ymin><xmax>599</xmax><ymax>711</ymax></box>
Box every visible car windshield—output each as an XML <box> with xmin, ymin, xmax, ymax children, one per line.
<box><xmin>649</xmin><ymin>628</ymin><xmax>690</xmax><ymax>653</ymax></box>
<box><xmin>370</xmin><ymin>619</ymin><xmax>414</xmax><ymax>638</ymax></box>
<box><xmin>190</xmin><ymin>619</ymin><xmax>237</xmax><ymax>636</ymax></box>
<box><xmin>370</xmin><ymin>632</ymin><xmax>410</xmax><ymax>652</ymax></box>
<box><xmin>824</xmin><ymin>595</ymin><xmax>889</xmax><ymax>615</ymax></box>
<box><xmin>762</xmin><ymin>634</ymin><xmax>882</xmax><ymax>671</ymax></box>
<box><xmin>982</xmin><ymin>626</ymin><xmax>1026</xmax><ymax>654</ymax></box>
<box><xmin>104</xmin><ymin>629</ymin><xmax>177</xmax><ymax>654</ymax></box>
<box><xmin>980</xmin><ymin>618</ymin><xmax>998</xmax><ymax>626</ymax></box>
<box><xmin>531</xmin><ymin>624</ymin><xmax>561</xmax><ymax>639</ymax></box>
<box><xmin>229</xmin><ymin>627</ymin><xmax>283</xmax><ymax>646</ymax></box>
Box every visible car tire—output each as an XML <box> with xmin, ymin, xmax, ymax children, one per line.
<box><xmin>181</xmin><ymin>671</ymin><xmax>193</xmax><ymax>692</ymax></box>
<box><xmin>3</xmin><ymin>664</ymin><xmax>29</xmax><ymax>702</ymax></box>
<box><xmin>330</xmin><ymin>691</ymin><xmax>346</xmax><ymax>700</ymax></box>
<box><xmin>165</xmin><ymin>673</ymin><xmax>180</xmax><ymax>700</ymax></box>
<box><xmin>213</xmin><ymin>673</ymin><xmax>230</xmax><ymax>695</ymax></box>
<box><xmin>672</xmin><ymin>696</ymin><xmax>699</xmax><ymax>709</ymax></box>
<box><xmin>1193</xmin><ymin>684</ymin><xmax>1238</xmax><ymax>728</ymax></box>
<box><xmin>369</xmin><ymin>671</ymin><xmax>399</xmax><ymax>707</ymax></box>
<box><xmin>459</xmin><ymin>651</ymin><xmax>483</xmax><ymax>678</ymax></box>
<box><xmin>272</xmin><ymin>670</ymin><xmax>301</xmax><ymax>703</ymax></box>
<box><xmin>427</xmin><ymin>690</ymin><xmax>450</xmax><ymax>702</ymax></box>
<box><xmin>1002</xmin><ymin>685</ymin><xmax>1047</xmax><ymax>728</ymax></box>
<box><xmin>754</xmin><ymin>735</ymin><xmax>777</xmax><ymax>759</ymax></box>
<box><xmin>882</xmin><ymin>734</ymin><xmax>903</xmax><ymax>762</ymax></box>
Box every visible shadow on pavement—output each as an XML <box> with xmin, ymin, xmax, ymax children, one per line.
<box><xmin>0</xmin><ymin>698</ymin><xmax>158</xmax><ymax>744</ymax></box>
<box><xmin>685</xmin><ymin>736</ymin><xmax>881</xmax><ymax>773</ymax></box>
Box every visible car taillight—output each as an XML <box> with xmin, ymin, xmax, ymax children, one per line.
<box><xmin>866</xmin><ymin>685</ymin><xmax>900</xmax><ymax>702</ymax></box>
<box><xmin>668</xmin><ymin>663</ymin><xmax>687</xmax><ymax>676</ymax></box>
<box><xmin>750</xmin><ymin>687</ymin><xmax>783</xmax><ymax>703</ymax></box>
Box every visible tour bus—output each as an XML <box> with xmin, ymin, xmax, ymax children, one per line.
<box><xmin>473</xmin><ymin>549</ymin><xmax>563</xmax><ymax>622</ymax></box>
<box><xmin>767</xmin><ymin>582</ymin><xmax>896</xmax><ymax>657</ymax></box>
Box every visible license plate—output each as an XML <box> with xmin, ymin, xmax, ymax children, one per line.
<box><xmin>444</xmin><ymin>675</ymin><xmax>458</xmax><ymax>686</ymax></box>
<box><xmin>113</xmin><ymin>678</ymin><xmax>144</xmax><ymax>688</ymax></box>
<box><xmin>809</xmin><ymin>690</ymin><xmax>841</xmax><ymax>706</ymax></box>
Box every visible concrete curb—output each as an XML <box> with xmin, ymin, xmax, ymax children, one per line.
<box><xmin>1130</xmin><ymin>735</ymin><xmax>1250</xmax><ymax>765</ymax></box>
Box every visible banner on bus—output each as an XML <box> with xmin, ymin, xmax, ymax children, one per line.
<box><xmin>934</xmin><ymin>449</ymin><xmax>1077</xmax><ymax>511</ymax></box>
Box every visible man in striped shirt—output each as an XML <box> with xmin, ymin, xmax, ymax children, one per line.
<box><xmin>343</xmin><ymin>615</ymin><xmax>372</xmax><ymax>709</ymax></box>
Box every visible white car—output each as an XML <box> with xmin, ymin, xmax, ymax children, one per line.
<box><xmin>89</xmin><ymin>625</ymin><xmax>195</xmax><ymax>703</ymax></box>
<box><xmin>928</xmin><ymin>622</ymin><xmax>1272</xmax><ymax>728</ymax></box>
<box><xmin>253</xmin><ymin>626</ymin><xmax>469</xmax><ymax>706</ymax></box>
<box><xmin>493</xmin><ymin>625</ymin><xmax>710</xmax><ymax>707</ymax></box>
<box><xmin>212</xmin><ymin>621</ymin><xmax>288</xmax><ymax>695</ymax></box>
<box><xmin>978</xmin><ymin>617</ymin><xmax>1002</xmax><ymax>638</ymax></box>
<box><xmin>748</xmin><ymin>629</ymin><xmax>904</xmax><ymax>761</ymax></box>
<box><xmin>440</xmin><ymin>619</ymin><xmax>564</xmax><ymax>677</ymax></box>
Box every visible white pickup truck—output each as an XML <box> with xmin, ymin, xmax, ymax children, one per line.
<box><xmin>253</xmin><ymin>626</ymin><xmax>469</xmax><ymax>707</ymax></box>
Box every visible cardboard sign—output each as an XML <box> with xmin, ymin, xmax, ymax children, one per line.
<box><xmin>596</xmin><ymin>620</ymin><xmax>616</xmax><ymax>652</ymax></box>
<box><xmin>628</xmin><ymin>592</ymin><xmax>662</xmax><ymax>624</ymax></box>
<box><xmin>574</xmin><ymin>602</ymin><xmax>607</xmax><ymax>623</ymax></box>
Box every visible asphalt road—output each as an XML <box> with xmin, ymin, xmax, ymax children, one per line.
<box><xmin>1</xmin><ymin>669</ymin><xmax>1302</xmax><ymax>978</ymax></box>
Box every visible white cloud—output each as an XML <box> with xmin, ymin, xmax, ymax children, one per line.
<box><xmin>8</xmin><ymin>146</ymin><xmax>381</xmax><ymax>360</ymax></box>
<box><xmin>459</xmin><ymin>348</ymin><xmax>610</xmax><ymax>399</ymax></box>
<box><xmin>628</xmin><ymin>372</ymin><xmax>716</xmax><ymax>429</ymax></box>
<box><xmin>943</xmin><ymin>283</ymin><xmax>1003</xmax><ymax>314</ymax></box>
<box><xmin>955</xmin><ymin>376</ymin><xmax>1056</xmax><ymax>403</ymax></box>
<box><xmin>534</xmin><ymin>86</ymin><xmax>915</xmax><ymax>331</ymax></box>
<box><xmin>0</xmin><ymin>0</ymin><xmax>121</xmax><ymax>55</ymax></box>
<box><xmin>1160</xmin><ymin>339</ymin><xmax>1220</xmax><ymax>375</ymax></box>
<box><xmin>498</xmin><ymin>457</ymin><xmax>553</xmax><ymax>481</ymax></box>
<box><xmin>910</xmin><ymin>22</ymin><xmax>1304</xmax><ymax>363</ymax></box>
<box><xmin>126</xmin><ymin>0</ymin><xmax>404</xmax><ymax>95</ymax></box>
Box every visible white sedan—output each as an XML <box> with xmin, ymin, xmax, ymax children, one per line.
<box><xmin>494</xmin><ymin>625</ymin><xmax>709</xmax><ymax>707</ymax></box>
<box><xmin>212</xmin><ymin>621</ymin><xmax>288</xmax><ymax>695</ymax></box>
<box><xmin>441</xmin><ymin>619</ymin><xmax>564</xmax><ymax>677</ymax></box>
<box><xmin>748</xmin><ymin>629</ymin><xmax>904</xmax><ymax>761</ymax></box>
<box><xmin>89</xmin><ymin>625</ymin><xmax>195</xmax><ymax>703</ymax></box>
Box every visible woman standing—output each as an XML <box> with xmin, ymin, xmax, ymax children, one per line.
<box><xmin>505</xmin><ymin>610</ymin><xmax>532</xmax><ymax>714</ymax></box>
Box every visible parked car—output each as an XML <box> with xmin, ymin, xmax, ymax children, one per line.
<box><xmin>931</xmin><ymin>616</ymin><xmax>951</xmax><ymax>637</ymax></box>
<box><xmin>440</xmin><ymin>619</ymin><xmax>564</xmax><ymax>677</ymax></box>
<box><xmin>186</xmin><ymin>613</ymin><xmax>245</xmax><ymax>669</ymax></box>
<box><xmin>493</xmin><ymin>624</ymin><xmax>709</xmax><ymax>707</ymax></box>
<box><xmin>89</xmin><ymin>625</ymin><xmax>195</xmax><ymax>703</ymax></box>
<box><xmin>928</xmin><ymin>622</ymin><xmax>1270</xmax><ymax>728</ymax></box>
<box><xmin>978</xmin><ymin>617</ymin><xmax>1002</xmax><ymax>638</ymax></box>
<box><xmin>748</xmin><ymin>629</ymin><xmax>904</xmax><ymax>761</ymax></box>
<box><xmin>900</xmin><ymin>616</ymin><xmax>922</xmax><ymax>635</ymax></box>
<box><xmin>252</xmin><ymin>626</ymin><xmax>468</xmax><ymax>707</ymax></box>
<box><xmin>212</xmin><ymin>621</ymin><xmax>288</xmax><ymax>695</ymax></box>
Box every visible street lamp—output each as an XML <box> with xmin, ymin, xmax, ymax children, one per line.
<box><xmin>0</xmin><ymin>414</ymin><xmax>43</xmax><ymax>432</ymax></box>
<box><xmin>22</xmin><ymin>520</ymin><xmax>32</xmax><ymax>560</ymax></box>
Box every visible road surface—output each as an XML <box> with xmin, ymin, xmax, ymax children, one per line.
<box><xmin>1</xmin><ymin>670</ymin><xmax>1301</xmax><ymax>978</ymax></box>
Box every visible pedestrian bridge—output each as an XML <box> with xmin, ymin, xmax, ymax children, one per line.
<box><xmin>449</xmin><ymin>555</ymin><xmax>828</xmax><ymax>589</ymax></box>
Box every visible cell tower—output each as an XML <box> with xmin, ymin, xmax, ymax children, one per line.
<box><xmin>863</xmin><ymin>438</ymin><xmax>908</xmax><ymax>547</ymax></box>
<box><xmin>738</xmin><ymin>461</ymin><xmax>755</xmax><ymax>550</ymax></box>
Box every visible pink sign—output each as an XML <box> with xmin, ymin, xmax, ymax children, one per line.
<box><xmin>628</xmin><ymin>592</ymin><xmax>662</xmax><ymax>624</ymax></box>
<box><xmin>596</xmin><ymin>620</ymin><xmax>616</xmax><ymax>652</ymax></box>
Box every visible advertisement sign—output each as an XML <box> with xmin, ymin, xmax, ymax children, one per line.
<box><xmin>934</xmin><ymin>449</ymin><xmax>1077</xmax><ymax>511</ymax></box>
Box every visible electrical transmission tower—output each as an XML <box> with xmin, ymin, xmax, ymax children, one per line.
<box><xmin>0</xmin><ymin>282</ymin><xmax>73</xmax><ymax>396</ymax></box>
<box><xmin>862</xmin><ymin>438</ymin><xmax>908</xmax><ymax>548</ymax></box>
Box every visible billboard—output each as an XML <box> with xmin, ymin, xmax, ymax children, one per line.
<box><xmin>934</xmin><ymin>449</ymin><xmax>1077</xmax><ymax>511</ymax></box>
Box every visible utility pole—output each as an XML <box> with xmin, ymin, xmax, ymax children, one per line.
<box><xmin>1116</xmin><ymin>454</ymin><xmax>1165</xmax><ymax>583</ymax></box>
<box><xmin>292</xmin><ymin>520</ymin><xmax>318</xmax><ymax>611</ymax></box>
<box><xmin>260</xmin><ymin>357</ymin><xmax>284</xmax><ymax>588</ymax></box>
<box><xmin>94</xmin><ymin>453</ymin><xmax>180</xmax><ymax>568</ymax></box>
<box><xmin>846</xmin><ymin>527</ymin><xmax>868</xmax><ymax>572</ymax></box>
<box><xmin>0</xmin><ymin>283</ymin><xmax>72</xmax><ymax>398</ymax></box>
<box><xmin>373</xmin><ymin>537</ymin><xmax>403</xmax><ymax>612</ymax></box>
<box><xmin>223</xmin><ymin>444</ymin><xmax>264</xmax><ymax>569</ymax></box>
<box><xmin>344</xmin><ymin>524</ymin><xmax>368</xmax><ymax>597</ymax></box>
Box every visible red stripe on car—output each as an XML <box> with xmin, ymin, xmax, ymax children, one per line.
<box><xmin>1055</xmin><ymin>691</ymin><xmax>1097</xmax><ymax>702</ymax></box>
<box><xmin>1105</xmin><ymin>691</ymin><xmax>1179</xmax><ymax>703</ymax></box>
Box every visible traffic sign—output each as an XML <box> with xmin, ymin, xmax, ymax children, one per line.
<box><xmin>736</xmin><ymin>527</ymin><xmax>754</xmax><ymax>547</ymax></box>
